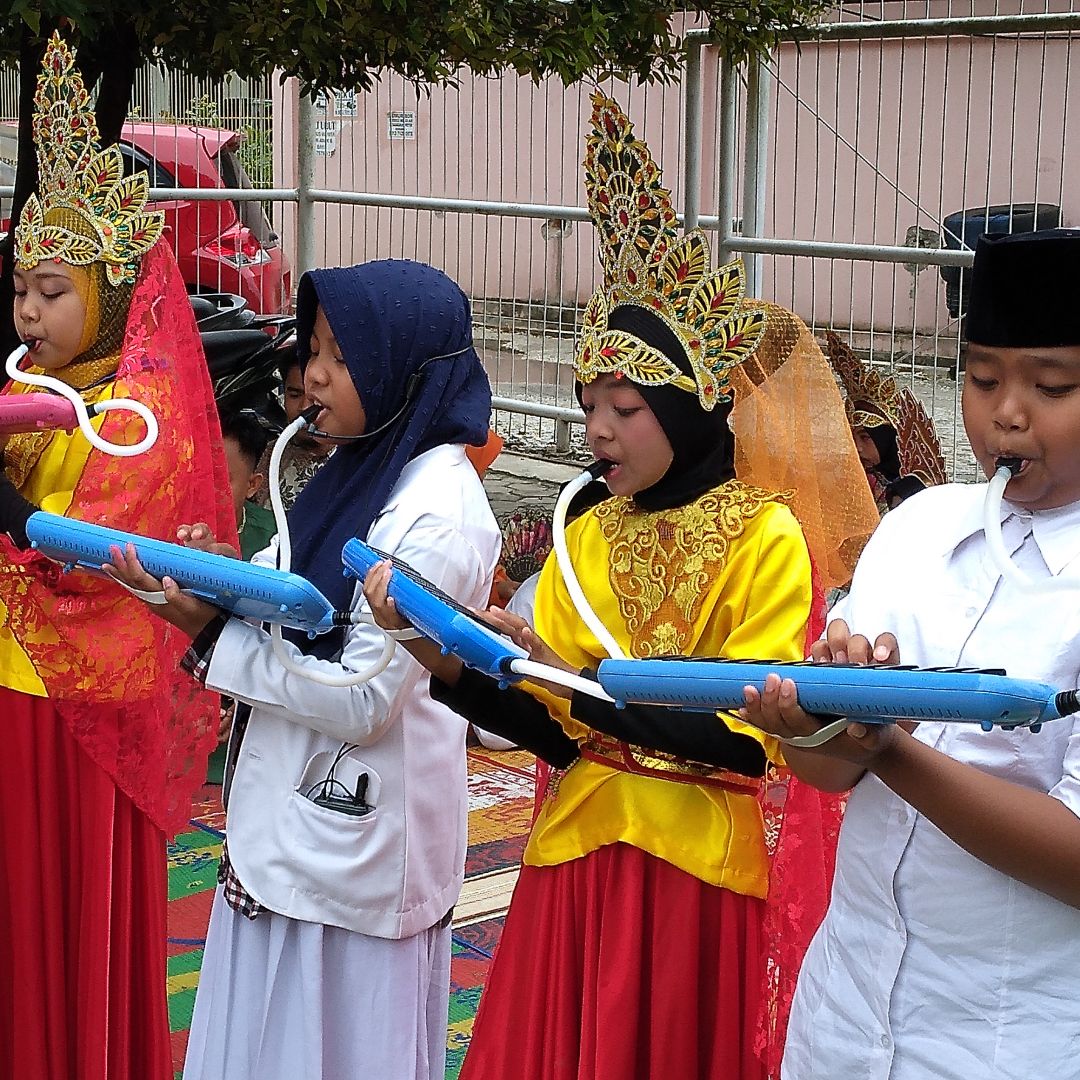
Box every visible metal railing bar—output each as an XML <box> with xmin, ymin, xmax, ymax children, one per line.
<box><xmin>804</xmin><ymin>12</ymin><xmax>1080</xmax><ymax>41</ymax></box>
<box><xmin>147</xmin><ymin>187</ymin><xmax>298</xmax><ymax>201</ymax></box>
<box><xmin>491</xmin><ymin>396</ymin><xmax>582</xmax><ymax>424</ymax></box>
<box><xmin>683</xmin><ymin>37</ymin><xmax>704</xmax><ymax>231</ymax></box>
<box><xmin>306</xmin><ymin>188</ymin><xmax>592</xmax><ymax>220</ymax></box>
<box><xmin>685</xmin><ymin>11</ymin><xmax>1080</xmax><ymax>45</ymax></box>
<box><xmin>717</xmin><ymin>233</ymin><xmax>974</xmax><ymax>266</ymax></box>
<box><xmin>0</xmin><ymin>184</ymin><xmax>976</xmax><ymax>271</ymax></box>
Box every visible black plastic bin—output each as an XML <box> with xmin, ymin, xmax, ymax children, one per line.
<box><xmin>940</xmin><ymin>203</ymin><xmax>1061</xmax><ymax>317</ymax></box>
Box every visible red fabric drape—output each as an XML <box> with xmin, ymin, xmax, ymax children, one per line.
<box><xmin>754</xmin><ymin>557</ymin><xmax>845</xmax><ymax>1077</ymax></box>
<box><xmin>0</xmin><ymin>239</ymin><xmax>237</xmax><ymax>836</ymax></box>
<box><xmin>462</xmin><ymin>842</ymin><xmax>766</xmax><ymax>1080</ymax></box>
<box><xmin>0</xmin><ymin>688</ymin><xmax>172</xmax><ymax>1080</ymax></box>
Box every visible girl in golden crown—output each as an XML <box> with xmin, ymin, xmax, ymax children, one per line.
<box><xmin>822</xmin><ymin>331</ymin><xmax>947</xmax><ymax>514</ymax></box>
<box><xmin>364</xmin><ymin>94</ymin><xmax>878</xmax><ymax>1080</ymax></box>
<box><xmin>0</xmin><ymin>34</ymin><xmax>234</xmax><ymax>1079</ymax></box>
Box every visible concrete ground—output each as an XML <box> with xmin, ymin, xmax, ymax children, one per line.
<box><xmin>481</xmin><ymin>450</ymin><xmax>581</xmax><ymax>524</ymax></box>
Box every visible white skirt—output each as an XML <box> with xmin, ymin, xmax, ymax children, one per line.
<box><xmin>183</xmin><ymin>888</ymin><xmax>452</xmax><ymax>1080</ymax></box>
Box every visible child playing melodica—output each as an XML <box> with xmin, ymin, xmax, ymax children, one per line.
<box><xmin>743</xmin><ymin>229</ymin><xmax>1080</xmax><ymax>1079</ymax></box>
<box><xmin>364</xmin><ymin>94</ymin><xmax>878</xmax><ymax>1080</ymax></box>
<box><xmin>0</xmin><ymin>34</ymin><xmax>234</xmax><ymax>1080</ymax></box>
<box><xmin>109</xmin><ymin>259</ymin><xmax>501</xmax><ymax>1080</ymax></box>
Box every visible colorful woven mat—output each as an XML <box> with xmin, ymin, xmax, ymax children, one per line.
<box><xmin>167</xmin><ymin>748</ymin><xmax>537</xmax><ymax>1079</ymax></box>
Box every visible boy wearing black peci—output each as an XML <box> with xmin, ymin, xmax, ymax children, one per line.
<box><xmin>743</xmin><ymin>229</ymin><xmax>1080</xmax><ymax>1079</ymax></box>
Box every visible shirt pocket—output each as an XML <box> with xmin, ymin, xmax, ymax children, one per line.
<box><xmin>285</xmin><ymin>750</ymin><xmax>394</xmax><ymax>887</ymax></box>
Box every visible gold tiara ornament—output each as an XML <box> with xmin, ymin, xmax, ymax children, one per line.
<box><xmin>575</xmin><ymin>93</ymin><xmax>767</xmax><ymax>410</ymax></box>
<box><xmin>824</xmin><ymin>331</ymin><xmax>947</xmax><ymax>487</ymax></box>
<box><xmin>15</xmin><ymin>32</ymin><xmax>163</xmax><ymax>287</ymax></box>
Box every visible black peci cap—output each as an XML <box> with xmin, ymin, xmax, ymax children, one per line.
<box><xmin>965</xmin><ymin>228</ymin><xmax>1080</xmax><ymax>347</ymax></box>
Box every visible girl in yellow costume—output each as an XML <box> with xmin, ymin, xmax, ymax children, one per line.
<box><xmin>364</xmin><ymin>94</ymin><xmax>877</xmax><ymax>1080</ymax></box>
<box><xmin>0</xmin><ymin>34</ymin><xmax>234</xmax><ymax>1079</ymax></box>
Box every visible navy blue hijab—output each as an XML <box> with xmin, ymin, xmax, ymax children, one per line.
<box><xmin>288</xmin><ymin>260</ymin><xmax>492</xmax><ymax>655</ymax></box>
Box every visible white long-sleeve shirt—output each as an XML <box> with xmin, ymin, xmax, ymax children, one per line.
<box><xmin>783</xmin><ymin>482</ymin><xmax>1080</xmax><ymax>1080</ymax></box>
<box><xmin>206</xmin><ymin>444</ymin><xmax>501</xmax><ymax>939</ymax></box>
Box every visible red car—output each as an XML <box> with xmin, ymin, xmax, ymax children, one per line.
<box><xmin>0</xmin><ymin>122</ymin><xmax>291</xmax><ymax>314</ymax></box>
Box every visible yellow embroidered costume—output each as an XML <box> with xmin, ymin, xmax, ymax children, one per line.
<box><xmin>526</xmin><ymin>485</ymin><xmax>810</xmax><ymax>894</ymax></box>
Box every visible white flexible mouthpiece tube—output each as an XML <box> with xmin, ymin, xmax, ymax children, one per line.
<box><xmin>508</xmin><ymin>658</ymin><xmax>615</xmax><ymax>701</ymax></box>
<box><xmin>552</xmin><ymin>466</ymin><xmax>625</xmax><ymax>660</ymax></box>
<box><xmin>5</xmin><ymin>344</ymin><xmax>158</xmax><ymax>456</ymax></box>
<box><xmin>983</xmin><ymin>464</ymin><xmax>1078</xmax><ymax>594</ymax></box>
<box><xmin>267</xmin><ymin>414</ymin><xmax>396</xmax><ymax>686</ymax></box>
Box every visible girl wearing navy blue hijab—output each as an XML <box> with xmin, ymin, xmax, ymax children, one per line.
<box><xmin>172</xmin><ymin>260</ymin><xmax>503</xmax><ymax>1080</ymax></box>
<box><xmin>288</xmin><ymin>259</ymin><xmax>493</xmax><ymax>652</ymax></box>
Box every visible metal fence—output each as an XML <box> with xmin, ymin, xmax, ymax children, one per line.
<box><xmin>2</xmin><ymin>2</ymin><xmax>1078</xmax><ymax>471</ymax></box>
<box><xmin>283</xmin><ymin>0</ymin><xmax>1080</xmax><ymax>470</ymax></box>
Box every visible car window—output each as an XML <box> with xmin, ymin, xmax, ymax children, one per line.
<box><xmin>119</xmin><ymin>144</ymin><xmax>177</xmax><ymax>190</ymax></box>
<box><xmin>214</xmin><ymin>145</ymin><xmax>278</xmax><ymax>247</ymax></box>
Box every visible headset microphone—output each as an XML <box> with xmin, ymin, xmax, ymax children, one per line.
<box><xmin>304</xmin><ymin>389</ymin><xmax>416</xmax><ymax>443</ymax></box>
<box><xmin>302</xmin><ymin>353</ymin><xmax>451</xmax><ymax>442</ymax></box>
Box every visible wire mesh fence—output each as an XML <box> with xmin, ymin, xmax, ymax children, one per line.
<box><xmin>0</xmin><ymin>3</ymin><xmax>1077</xmax><ymax>471</ymax></box>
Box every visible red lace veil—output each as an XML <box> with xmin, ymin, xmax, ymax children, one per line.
<box><xmin>0</xmin><ymin>239</ymin><xmax>236</xmax><ymax>836</ymax></box>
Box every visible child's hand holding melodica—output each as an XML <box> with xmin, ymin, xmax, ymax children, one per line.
<box><xmin>177</xmin><ymin>522</ymin><xmax>239</xmax><ymax>559</ymax></box>
<box><xmin>361</xmin><ymin>559</ymin><xmax>578</xmax><ymax>699</ymax></box>
<box><xmin>739</xmin><ymin>617</ymin><xmax>915</xmax><ymax>767</ymax></box>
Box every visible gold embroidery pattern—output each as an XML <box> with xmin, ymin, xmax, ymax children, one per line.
<box><xmin>0</xmin><ymin>562</ymin><xmax>29</xmax><ymax>631</ymax></box>
<box><xmin>595</xmin><ymin>481</ymin><xmax>791</xmax><ymax>657</ymax></box>
<box><xmin>581</xmin><ymin>732</ymin><xmax>762</xmax><ymax>794</ymax></box>
<box><xmin>15</xmin><ymin>34</ymin><xmax>163</xmax><ymax>286</ymax></box>
<box><xmin>575</xmin><ymin>94</ymin><xmax>767</xmax><ymax>410</ymax></box>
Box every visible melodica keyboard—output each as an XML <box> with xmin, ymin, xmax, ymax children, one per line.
<box><xmin>341</xmin><ymin>538</ymin><xmax>527</xmax><ymax>679</ymax></box>
<box><xmin>26</xmin><ymin>511</ymin><xmax>337</xmax><ymax>634</ymax></box>
<box><xmin>594</xmin><ymin>656</ymin><xmax>1079</xmax><ymax>731</ymax></box>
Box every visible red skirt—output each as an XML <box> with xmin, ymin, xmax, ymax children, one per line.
<box><xmin>462</xmin><ymin>842</ymin><xmax>766</xmax><ymax>1080</ymax></box>
<box><xmin>0</xmin><ymin>688</ymin><xmax>172</xmax><ymax>1080</ymax></box>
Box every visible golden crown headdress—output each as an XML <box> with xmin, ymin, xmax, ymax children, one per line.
<box><xmin>15</xmin><ymin>32</ymin><xmax>163</xmax><ymax>287</ymax></box>
<box><xmin>824</xmin><ymin>331</ymin><xmax>947</xmax><ymax>487</ymax></box>
<box><xmin>574</xmin><ymin>93</ymin><xmax>767</xmax><ymax>410</ymax></box>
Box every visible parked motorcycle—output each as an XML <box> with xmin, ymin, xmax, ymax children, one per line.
<box><xmin>191</xmin><ymin>292</ymin><xmax>295</xmax><ymax>431</ymax></box>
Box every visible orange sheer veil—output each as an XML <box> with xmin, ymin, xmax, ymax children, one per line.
<box><xmin>729</xmin><ymin>302</ymin><xmax>880</xmax><ymax>592</ymax></box>
<box><xmin>0</xmin><ymin>239</ymin><xmax>237</xmax><ymax>836</ymax></box>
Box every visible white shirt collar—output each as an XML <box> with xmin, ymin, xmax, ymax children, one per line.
<box><xmin>943</xmin><ymin>483</ymin><xmax>1080</xmax><ymax>575</ymax></box>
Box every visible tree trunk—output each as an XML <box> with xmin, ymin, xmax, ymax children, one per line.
<box><xmin>78</xmin><ymin>18</ymin><xmax>141</xmax><ymax>147</ymax></box>
<box><xmin>0</xmin><ymin>24</ymin><xmax>54</xmax><ymax>358</ymax></box>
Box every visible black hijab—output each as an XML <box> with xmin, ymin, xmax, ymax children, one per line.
<box><xmin>593</xmin><ymin>304</ymin><xmax>736</xmax><ymax>511</ymax></box>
